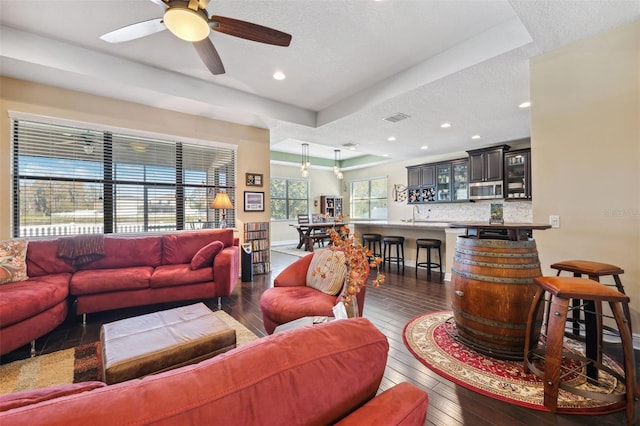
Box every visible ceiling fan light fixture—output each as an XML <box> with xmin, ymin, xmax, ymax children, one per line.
<box><xmin>164</xmin><ymin>7</ymin><xmax>210</xmax><ymax>42</ymax></box>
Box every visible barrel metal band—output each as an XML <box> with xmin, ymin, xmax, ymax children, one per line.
<box><xmin>454</xmin><ymin>256</ymin><xmax>541</xmax><ymax>270</ymax></box>
<box><xmin>455</xmin><ymin>248</ymin><xmax>539</xmax><ymax>258</ymax></box>
<box><xmin>451</xmin><ymin>305</ymin><xmax>525</xmax><ymax>332</ymax></box>
<box><xmin>451</xmin><ymin>268</ymin><xmax>536</xmax><ymax>284</ymax></box>
<box><xmin>457</xmin><ymin>238</ymin><xmax>538</xmax><ymax>249</ymax></box>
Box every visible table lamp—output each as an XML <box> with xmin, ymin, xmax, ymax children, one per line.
<box><xmin>211</xmin><ymin>192</ymin><xmax>233</xmax><ymax>228</ymax></box>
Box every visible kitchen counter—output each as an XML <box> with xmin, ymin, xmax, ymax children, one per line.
<box><xmin>350</xmin><ymin>220</ymin><xmax>451</xmax><ymax>230</ymax></box>
<box><xmin>351</xmin><ymin>221</ymin><xmax>462</xmax><ymax>280</ymax></box>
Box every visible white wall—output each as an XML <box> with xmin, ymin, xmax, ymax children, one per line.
<box><xmin>531</xmin><ymin>20</ymin><xmax>640</xmax><ymax>318</ymax></box>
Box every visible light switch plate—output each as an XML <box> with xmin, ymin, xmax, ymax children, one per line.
<box><xmin>549</xmin><ymin>215</ymin><xmax>560</xmax><ymax>228</ymax></box>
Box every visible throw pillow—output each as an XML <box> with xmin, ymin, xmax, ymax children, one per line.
<box><xmin>190</xmin><ymin>241</ymin><xmax>225</xmax><ymax>270</ymax></box>
<box><xmin>306</xmin><ymin>249</ymin><xmax>347</xmax><ymax>296</ymax></box>
<box><xmin>0</xmin><ymin>238</ymin><xmax>29</xmax><ymax>284</ymax></box>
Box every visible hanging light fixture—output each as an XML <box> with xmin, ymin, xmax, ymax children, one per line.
<box><xmin>334</xmin><ymin>149</ymin><xmax>343</xmax><ymax>180</ymax></box>
<box><xmin>301</xmin><ymin>143</ymin><xmax>310</xmax><ymax>177</ymax></box>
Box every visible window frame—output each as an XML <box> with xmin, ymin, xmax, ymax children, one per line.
<box><xmin>350</xmin><ymin>176</ymin><xmax>388</xmax><ymax>220</ymax></box>
<box><xmin>269</xmin><ymin>177</ymin><xmax>309</xmax><ymax>221</ymax></box>
<box><xmin>10</xmin><ymin>112</ymin><xmax>237</xmax><ymax>237</ymax></box>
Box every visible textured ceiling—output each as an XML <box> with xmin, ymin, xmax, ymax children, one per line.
<box><xmin>1</xmin><ymin>1</ymin><xmax>638</xmax><ymax>167</ymax></box>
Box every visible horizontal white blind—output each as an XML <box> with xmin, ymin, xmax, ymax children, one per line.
<box><xmin>12</xmin><ymin>118</ymin><xmax>236</xmax><ymax>237</ymax></box>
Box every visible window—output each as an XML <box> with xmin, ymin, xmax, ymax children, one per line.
<box><xmin>270</xmin><ymin>178</ymin><xmax>308</xmax><ymax>220</ymax></box>
<box><xmin>11</xmin><ymin>115</ymin><xmax>236</xmax><ymax>237</ymax></box>
<box><xmin>351</xmin><ymin>177</ymin><xmax>387</xmax><ymax>219</ymax></box>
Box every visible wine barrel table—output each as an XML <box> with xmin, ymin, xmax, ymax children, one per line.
<box><xmin>448</xmin><ymin>222</ymin><xmax>551</xmax><ymax>360</ymax></box>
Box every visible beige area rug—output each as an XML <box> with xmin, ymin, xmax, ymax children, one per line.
<box><xmin>0</xmin><ymin>310</ymin><xmax>258</xmax><ymax>396</ymax></box>
<box><xmin>271</xmin><ymin>246</ymin><xmax>309</xmax><ymax>258</ymax></box>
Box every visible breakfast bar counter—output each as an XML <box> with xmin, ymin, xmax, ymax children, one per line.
<box><xmin>351</xmin><ymin>221</ymin><xmax>457</xmax><ymax>278</ymax></box>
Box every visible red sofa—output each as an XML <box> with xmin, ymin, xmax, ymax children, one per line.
<box><xmin>0</xmin><ymin>318</ymin><xmax>429</xmax><ymax>425</ymax></box>
<box><xmin>0</xmin><ymin>230</ymin><xmax>239</xmax><ymax>356</ymax></box>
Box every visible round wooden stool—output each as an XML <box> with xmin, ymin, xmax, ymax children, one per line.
<box><xmin>382</xmin><ymin>235</ymin><xmax>405</xmax><ymax>272</ymax></box>
<box><xmin>415</xmin><ymin>238</ymin><xmax>442</xmax><ymax>277</ymax></box>
<box><xmin>551</xmin><ymin>260</ymin><xmax>631</xmax><ymax>337</ymax></box>
<box><xmin>524</xmin><ymin>276</ymin><xmax>636</xmax><ymax>426</ymax></box>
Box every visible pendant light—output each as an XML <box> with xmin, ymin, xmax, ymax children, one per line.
<box><xmin>301</xmin><ymin>143</ymin><xmax>310</xmax><ymax>177</ymax></box>
<box><xmin>334</xmin><ymin>150</ymin><xmax>343</xmax><ymax>180</ymax></box>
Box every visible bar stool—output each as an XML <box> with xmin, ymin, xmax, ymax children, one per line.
<box><xmin>551</xmin><ymin>260</ymin><xmax>631</xmax><ymax>337</ymax></box>
<box><xmin>362</xmin><ymin>233</ymin><xmax>382</xmax><ymax>260</ymax></box>
<box><xmin>382</xmin><ymin>236</ymin><xmax>405</xmax><ymax>272</ymax></box>
<box><xmin>524</xmin><ymin>276</ymin><xmax>636</xmax><ymax>426</ymax></box>
<box><xmin>415</xmin><ymin>238</ymin><xmax>442</xmax><ymax>277</ymax></box>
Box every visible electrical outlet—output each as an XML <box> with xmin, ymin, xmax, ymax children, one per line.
<box><xmin>549</xmin><ymin>215</ymin><xmax>560</xmax><ymax>228</ymax></box>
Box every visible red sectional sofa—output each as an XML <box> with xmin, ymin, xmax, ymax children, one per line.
<box><xmin>0</xmin><ymin>318</ymin><xmax>429</xmax><ymax>425</ymax></box>
<box><xmin>0</xmin><ymin>229</ymin><xmax>239</xmax><ymax>356</ymax></box>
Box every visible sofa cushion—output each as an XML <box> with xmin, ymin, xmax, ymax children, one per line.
<box><xmin>0</xmin><ymin>273</ymin><xmax>70</xmax><ymax>327</ymax></box>
<box><xmin>190</xmin><ymin>241</ymin><xmax>224</xmax><ymax>270</ymax></box>
<box><xmin>162</xmin><ymin>230</ymin><xmax>233</xmax><ymax>265</ymax></box>
<box><xmin>0</xmin><ymin>239</ymin><xmax>29</xmax><ymax>284</ymax></box>
<box><xmin>306</xmin><ymin>249</ymin><xmax>347</xmax><ymax>296</ymax></box>
<box><xmin>26</xmin><ymin>239</ymin><xmax>76</xmax><ymax>277</ymax></box>
<box><xmin>260</xmin><ymin>286</ymin><xmax>338</xmax><ymax>326</ymax></box>
<box><xmin>77</xmin><ymin>236</ymin><xmax>162</xmax><ymax>270</ymax></box>
<box><xmin>70</xmin><ymin>267</ymin><xmax>152</xmax><ymax>295</ymax></box>
<box><xmin>0</xmin><ymin>382</ymin><xmax>106</xmax><ymax>412</ymax></box>
<box><xmin>150</xmin><ymin>264</ymin><xmax>213</xmax><ymax>288</ymax></box>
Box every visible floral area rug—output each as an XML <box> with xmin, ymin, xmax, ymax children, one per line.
<box><xmin>1</xmin><ymin>310</ymin><xmax>258</xmax><ymax>395</ymax></box>
<box><xmin>403</xmin><ymin>311</ymin><xmax>628</xmax><ymax>414</ymax></box>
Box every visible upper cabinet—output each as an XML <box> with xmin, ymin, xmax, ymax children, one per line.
<box><xmin>407</xmin><ymin>159</ymin><xmax>467</xmax><ymax>204</ymax></box>
<box><xmin>467</xmin><ymin>145</ymin><xmax>510</xmax><ymax>183</ymax></box>
<box><xmin>408</xmin><ymin>164</ymin><xmax>435</xmax><ymax>187</ymax></box>
<box><xmin>504</xmin><ymin>149</ymin><xmax>532</xmax><ymax>199</ymax></box>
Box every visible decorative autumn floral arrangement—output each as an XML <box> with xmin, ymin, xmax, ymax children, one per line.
<box><xmin>313</xmin><ymin>216</ymin><xmax>384</xmax><ymax>308</ymax></box>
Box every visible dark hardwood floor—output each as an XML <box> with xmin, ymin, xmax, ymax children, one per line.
<box><xmin>2</xmin><ymin>250</ymin><xmax>637</xmax><ymax>425</ymax></box>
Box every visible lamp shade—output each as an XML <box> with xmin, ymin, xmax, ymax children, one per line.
<box><xmin>211</xmin><ymin>192</ymin><xmax>234</xmax><ymax>210</ymax></box>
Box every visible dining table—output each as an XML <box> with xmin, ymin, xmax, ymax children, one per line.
<box><xmin>291</xmin><ymin>222</ymin><xmax>346</xmax><ymax>250</ymax></box>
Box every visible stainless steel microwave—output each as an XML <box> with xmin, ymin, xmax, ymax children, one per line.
<box><xmin>469</xmin><ymin>181</ymin><xmax>503</xmax><ymax>200</ymax></box>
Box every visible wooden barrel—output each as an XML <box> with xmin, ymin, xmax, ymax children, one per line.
<box><xmin>451</xmin><ymin>236</ymin><xmax>543</xmax><ymax>360</ymax></box>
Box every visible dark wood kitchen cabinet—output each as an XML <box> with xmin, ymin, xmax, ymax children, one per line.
<box><xmin>407</xmin><ymin>165</ymin><xmax>435</xmax><ymax>187</ymax></box>
<box><xmin>504</xmin><ymin>149</ymin><xmax>532</xmax><ymax>199</ymax></box>
<box><xmin>407</xmin><ymin>165</ymin><xmax>436</xmax><ymax>203</ymax></box>
<box><xmin>467</xmin><ymin>145</ymin><xmax>509</xmax><ymax>183</ymax></box>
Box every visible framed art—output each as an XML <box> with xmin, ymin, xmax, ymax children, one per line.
<box><xmin>245</xmin><ymin>173</ymin><xmax>263</xmax><ymax>187</ymax></box>
<box><xmin>244</xmin><ymin>191</ymin><xmax>265</xmax><ymax>212</ymax></box>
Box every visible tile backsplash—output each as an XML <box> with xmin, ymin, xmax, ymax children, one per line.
<box><xmin>413</xmin><ymin>200</ymin><xmax>532</xmax><ymax>223</ymax></box>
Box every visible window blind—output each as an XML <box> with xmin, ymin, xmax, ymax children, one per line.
<box><xmin>11</xmin><ymin>118</ymin><xmax>236</xmax><ymax>237</ymax></box>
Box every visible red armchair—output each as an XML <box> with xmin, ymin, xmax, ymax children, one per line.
<box><xmin>260</xmin><ymin>251</ymin><xmax>368</xmax><ymax>334</ymax></box>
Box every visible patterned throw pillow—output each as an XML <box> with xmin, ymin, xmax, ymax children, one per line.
<box><xmin>0</xmin><ymin>239</ymin><xmax>29</xmax><ymax>284</ymax></box>
<box><xmin>306</xmin><ymin>249</ymin><xmax>347</xmax><ymax>296</ymax></box>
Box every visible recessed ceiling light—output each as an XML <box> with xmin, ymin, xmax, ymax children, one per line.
<box><xmin>519</xmin><ymin>101</ymin><xmax>531</xmax><ymax>108</ymax></box>
<box><xmin>421</xmin><ymin>145</ymin><xmax>429</xmax><ymax>150</ymax></box>
<box><xmin>273</xmin><ymin>71</ymin><xmax>286</xmax><ymax>80</ymax></box>
<box><xmin>440</xmin><ymin>122</ymin><xmax>452</xmax><ymax>128</ymax></box>
<box><xmin>471</xmin><ymin>135</ymin><xmax>481</xmax><ymax>140</ymax></box>
<box><xmin>387</xmin><ymin>136</ymin><xmax>396</xmax><ymax>141</ymax></box>
<box><xmin>383</xmin><ymin>154</ymin><xmax>389</xmax><ymax>157</ymax></box>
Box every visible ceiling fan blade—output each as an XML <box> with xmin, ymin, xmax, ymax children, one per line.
<box><xmin>211</xmin><ymin>16</ymin><xmax>292</xmax><ymax>47</ymax></box>
<box><xmin>193</xmin><ymin>38</ymin><xmax>225</xmax><ymax>75</ymax></box>
<box><xmin>100</xmin><ymin>18</ymin><xmax>166</xmax><ymax>43</ymax></box>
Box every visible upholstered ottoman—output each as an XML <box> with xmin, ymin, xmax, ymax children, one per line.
<box><xmin>100</xmin><ymin>303</ymin><xmax>236</xmax><ymax>385</ymax></box>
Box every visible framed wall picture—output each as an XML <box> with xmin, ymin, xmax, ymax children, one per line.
<box><xmin>246</xmin><ymin>173</ymin><xmax>263</xmax><ymax>187</ymax></box>
<box><xmin>244</xmin><ymin>191</ymin><xmax>265</xmax><ymax>212</ymax></box>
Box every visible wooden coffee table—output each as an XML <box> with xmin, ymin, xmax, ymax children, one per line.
<box><xmin>101</xmin><ymin>303</ymin><xmax>236</xmax><ymax>384</ymax></box>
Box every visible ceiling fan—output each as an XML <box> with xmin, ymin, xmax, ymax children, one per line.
<box><xmin>100</xmin><ymin>0</ymin><xmax>292</xmax><ymax>75</ymax></box>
